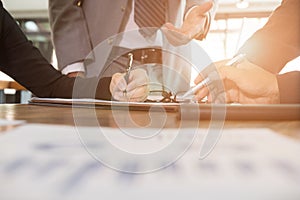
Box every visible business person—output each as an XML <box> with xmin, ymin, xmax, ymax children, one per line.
<box><xmin>0</xmin><ymin>1</ymin><xmax>111</xmax><ymax>100</ymax></box>
<box><xmin>49</xmin><ymin>0</ymin><xmax>217</xmax><ymax>100</ymax></box>
<box><xmin>49</xmin><ymin>0</ymin><xmax>217</xmax><ymax>76</ymax></box>
<box><xmin>194</xmin><ymin>0</ymin><xmax>300</xmax><ymax>104</ymax></box>
<box><xmin>111</xmin><ymin>0</ymin><xmax>299</xmax><ymax>103</ymax></box>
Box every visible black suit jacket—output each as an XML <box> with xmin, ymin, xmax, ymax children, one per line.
<box><xmin>238</xmin><ymin>0</ymin><xmax>300</xmax><ymax>103</ymax></box>
<box><xmin>0</xmin><ymin>2</ymin><xmax>111</xmax><ymax>100</ymax></box>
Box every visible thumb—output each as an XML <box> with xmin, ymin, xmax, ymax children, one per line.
<box><xmin>189</xmin><ymin>1</ymin><xmax>213</xmax><ymax>16</ymax></box>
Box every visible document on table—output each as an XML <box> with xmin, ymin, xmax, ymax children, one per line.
<box><xmin>0</xmin><ymin>119</ymin><xmax>25</xmax><ymax>126</ymax></box>
<box><xmin>0</xmin><ymin>124</ymin><xmax>300</xmax><ymax>199</ymax></box>
<box><xmin>29</xmin><ymin>97</ymin><xmax>300</xmax><ymax>120</ymax></box>
<box><xmin>29</xmin><ymin>97</ymin><xmax>181</xmax><ymax>111</ymax></box>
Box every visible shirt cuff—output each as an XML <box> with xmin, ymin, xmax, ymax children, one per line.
<box><xmin>61</xmin><ymin>62</ymin><xmax>86</xmax><ymax>75</ymax></box>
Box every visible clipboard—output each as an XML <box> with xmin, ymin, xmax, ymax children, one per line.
<box><xmin>29</xmin><ymin>97</ymin><xmax>300</xmax><ymax>120</ymax></box>
<box><xmin>29</xmin><ymin>97</ymin><xmax>180</xmax><ymax>112</ymax></box>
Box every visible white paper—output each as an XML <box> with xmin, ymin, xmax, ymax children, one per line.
<box><xmin>0</xmin><ymin>124</ymin><xmax>300</xmax><ymax>200</ymax></box>
<box><xmin>0</xmin><ymin>119</ymin><xmax>25</xmax><ymax>126</ymax></box>
<box><xmin>30</xmin><ymin>97</ymin><xmax>182</xmax><ymax>107</ymax></box>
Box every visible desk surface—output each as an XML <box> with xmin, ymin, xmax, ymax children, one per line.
<box><xmin>1</xmin><ymin>104</ymin><xmax>300</xmax><ymax>199</ymax></box>
<box><xmin>0</xmin><ymin>104</ymin><xmax>299</xmax><ymax>139</ymax></box>
<box><xmin>0</xmin><ymin>80</ymin><xmax>26</xmax><ymax>90</ymax></box>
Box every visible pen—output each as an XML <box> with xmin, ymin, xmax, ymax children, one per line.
<box><xmin>224</xmin><ymin>53</ymin><xmax>246</xmax><ymax>66</ymax></box>
<box><xmin>124</xmin><ymin>53</ymin><xmax>134</xmax><ymax>83</ymax></box>
<box><xmin>181</xmin><ymin>54</ymin><xmax>246</xmax><ymax>98</ymax></box>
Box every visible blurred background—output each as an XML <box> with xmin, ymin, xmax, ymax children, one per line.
<box><xmin>0</xmin><ymin>0</ymin><xmax>298</xmax><ymax>80</ymax></box>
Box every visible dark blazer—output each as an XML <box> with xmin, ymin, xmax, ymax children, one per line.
<box><xmin>238</xmin><ymin>0</ymin><xmax>300</xmax><ymax>103</ymax></box>
<box><xmin>0</xmin><ymin>2</ymin><xmax>111</xmax><ymax>99</ymax></box>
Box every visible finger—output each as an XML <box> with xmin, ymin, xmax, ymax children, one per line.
<box><xmin>113</xmin><ymin>91</ymin><xmax>127</xmax><ymax>101</ymax></box>
<box><xmin>194</xmin><ymin>62</ymin><xmax>219</xmax><ymax>84</ymax></box>
<box><xmin>127</xmin><ymin>69</ymin><xmax>149</xmax><ymax>91</ymax></box>
<box><xmin>127</xmin><ymin>83</ymin><xmax>148</xmax><ymax>93</ymax></box>
<box><xmin>126</xmin><ymin>86</ymin><xmax>149</xmax><ymax>98</ymax></box>
<box><xmin>207</xmin><ymin>92</ymin><xmax>227</xmax><ymax>104</ymax></box>
<box><xmin>196</xmin><ymin>86</ymin><xmax>209</xmax><ymax>97</ymax></box>
<box><xmin>111</xmin><ymin>73</ymin><xmax>127</xmax><ymax>91</ymax></box>
<box><xmin>194</xmin><ymin>87</ymin><xmax>209</xmax><ymax>101</ymax></box>
<box><xmin>116</xmin><ymin>77</ymin><xmax>127</xmax><ymax>91</ymax></box>
<box><xmin>181</xmin><ymin>1</ymin><xmax>213</xmax><ymax>33</ymax></box>
<box><xmin>207</xmin><ymin>94</ymin><xmax>212</xmax><ymax>103</ymax></box>
<box><xmin>163</xmin><ymin>1</ymin><xmax>213</xmax><ymax>46</ymax></box>
<box><xmin>127</xmin><ymin>92</ymin><xmax>149</xmax><ymax>102</ymax></box>
<box><xmin>226</xmin><ymin>88</ymin><xmax>239</xmax><ymax>103</ymax></box>
<box><xmin>213</xmin><ymin>92</ymin><xmax>228</xmax><ymax>104</ymax></box>
<box><xmin>192</xmin><ymin>1</ymin><xmax>213</xmax><ymax>15</ymax></box>
<box><xmin>128</xmin><ymin>68</ymin><xmax>148</xmax><ymax>81</ymax></box>
<box><xmin>194</xmin><ymin>73</ymin><xmax>206</xmax><ymax>84</ymax></box>
<box><xmin>127</xmin><ymin>76</ymin><xmax>146</xmax><ymax>89</ymax></box>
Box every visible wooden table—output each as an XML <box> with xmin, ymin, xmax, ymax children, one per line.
<box><xmin>0</xmin><ymin>104</ymin><xmax>299</xmax><ymax>139</ymax></box>
<box><xmin>0</xmin><ymin>81</ymin><xmax>27</xmax><ymax>103</ymax></box>
<box><xmin>0</xmin><ymin>103</ymin><xmax>300</xmax><ymax>200</ymax></box>
<box><xmin>0</xmin><ymin>80</ymin><xmax>26</xmax><ymax>90</ymax></box>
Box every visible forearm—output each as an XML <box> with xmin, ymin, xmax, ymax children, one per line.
<box><xmin>0</xmin><ymin>6</ymin><xmax>63</xmax><ymax>96</ymax></box>
<box><xmin>238</xmin><ymin>0</ymin><xmax>300</xmax><ymax>73</ymax></box>
<box><xmin>0</xmin><ymin>5</ymin><xmax>111</xmax><ymax>100</ymax></box>
<box><xmin>238</xmin><ymin>37</ymin><xmax>300</xmax><ymax>74</ymax></box>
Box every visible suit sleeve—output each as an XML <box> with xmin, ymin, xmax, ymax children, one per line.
<box><xmin>0</xmin><ymin>3</ymin><xmax>111</xmax><ymax>100</ymax></box>
<box><xmin>238</xmin><ymin>0</ymin><xmax>300</xmax><ymax>73</ymax></box>
<box><xmin>277</xmin><ymin>72</ymin><xmax>300</xmax><ymax>104</ymax></box>
<box><xmin>238</xmin><ymin>0</ymin><xmax>300</xmax><ymax>103</ymax></box>
<box><xmin>49</xmin><ymin>0</ymin><xmax>93</xmax><ymax>70</ymax></box>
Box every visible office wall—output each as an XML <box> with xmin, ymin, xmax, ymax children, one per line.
<box><xmin>2</xmin><ymin>0</ymin><xmax>48</xmax><ymax>19</ymax></box>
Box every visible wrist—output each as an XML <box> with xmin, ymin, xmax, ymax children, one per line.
<box><xmin>67</xmin><ymin>72</ymin><xmax>85</xmax><ymax>78</ymax></box>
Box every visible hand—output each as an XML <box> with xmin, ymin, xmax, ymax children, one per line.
<box><xmin>194</xmin><ymin>59</ymin><xmax>280</xmax><ymax>104</ymax></box>
<box><xmin>67</xmin><ymin>71</ymin><xmax>85</xmax><ymax>78</ymax></box>
<box><xmin>110</xmin><ymin>68</ymin><xmax>150</xmax><ymax>102</ymax></box>
<box><xmin>161</xmin><ymin>1</ymin><xmax>213</xmax><ymax>46</ymax></box>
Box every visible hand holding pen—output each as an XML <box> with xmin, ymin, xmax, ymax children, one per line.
<box><xmin>109</xmin><ymin>53</ymin><xmax>150</xmax><ymax>102</ymax></box>
<box><xmin>181</xmin><ymin>54</ymin><xmax>246</xmax><ymax>99</ymax></box>
<box><xmin>190</xmin><ymin>54</ymin><xmax>280</xmax><ymax>104</ymax></box>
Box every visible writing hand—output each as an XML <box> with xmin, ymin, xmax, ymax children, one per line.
<box><xmin>110</xmin><ymin>68</ymin><xmax>149</xmax><ymax>102</ymax></box>
<box><xmin>194</xmin><ymin>59</ymin><xmax>280</xmax><ymax>104</ymax></box>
